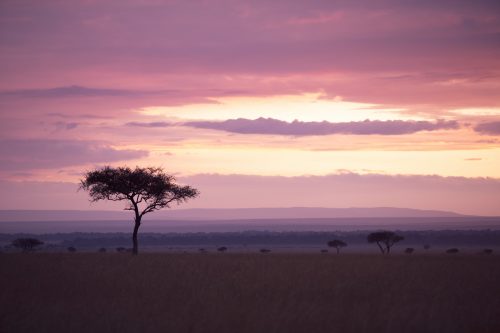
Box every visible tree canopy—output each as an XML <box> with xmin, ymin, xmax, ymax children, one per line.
<box><xmin>327</xmin><ymin>239</ymin><xmax>347</xmax><ymax>254</ymax></box>
<box><xmin>80</xmin><ymin>166</ymin><xmax>199</xmax><ymax>254</ymax></box>
<box><xmin>367</xmin><ymin>231</ymin><xmax>404</xmax><ymax>254</ymax></box>
<box><xmin>12</xmin><ymin>238</ymin><xmax>44</xmax><ymax>252</ymax></box>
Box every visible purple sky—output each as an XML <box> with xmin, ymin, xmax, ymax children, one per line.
<box><xmin>1</xmin><ymin>0</ymin><xmax>500</xmax><ymax>215</ymax></box>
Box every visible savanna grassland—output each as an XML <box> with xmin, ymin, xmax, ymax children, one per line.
<box><xmin>1</xmin><ymin>253</ymin><xmax>499</xmax><ymax>333</ymax></box>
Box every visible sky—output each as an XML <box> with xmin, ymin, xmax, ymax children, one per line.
<box><xmin>1</xmin><ymin>0</ymin><xmax>500</xmax><ymax>215</ymax></box>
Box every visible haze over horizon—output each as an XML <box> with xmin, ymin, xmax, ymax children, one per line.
<box><xmin>1</xmin><ymin>1</ymin><xmax>500</xmax><ymax>216</ymax></box>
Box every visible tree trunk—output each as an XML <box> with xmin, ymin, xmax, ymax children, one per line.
<box><xmin>336</xmin><ymin>247</ymin><xmax>340</xmax><ymax>255</ymax></box>
<box><xmin>132</xmin><ymin>217</ymin><xmax>141</xmax><ymax>255</ymax></box>
<box><xmin>376</xmin><ymin>241</ymin><xmax>385</xmax><ymax>255</ymax></box>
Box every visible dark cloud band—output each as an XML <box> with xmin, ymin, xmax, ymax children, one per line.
<box><xmin>184</xmin><ymin>118</ymin><xmax>460</xmax><ymax>136</ymax></box>
<box><xmin>474</xmin><ymin>121</ymin><xmax>500</xmax><ymax>135</ymax></box>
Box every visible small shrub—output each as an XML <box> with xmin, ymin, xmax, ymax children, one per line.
<box><xmin>12</xmin><ymin>238</ymin><xmax>44</xmax><ymax>252</ymax></box>
<box><xmin>260</xmin><ymin>249</ymin><xmax>271</xmax><ymax>254</ymax></box>
<box><xmin>67</xmin><ymin>246</ymin><xmax>77</xmax><ymax>253</ymax></box>
<box><xmin>327</xmin><ymin>239</ymin><xmax>348</xmax><ymax>255</ymax></box>
<box><xmin>446</xmin><ymin>248</ymin><xmax>459</xmax><ymax>254</ymax></box>
<box><xmin>217</xmin><ymin>247</ymin><xmax>227</xmax><ymax>253</ymax></box>
<box><xmin>404</xmin><ymin>248</ymin><xmax>414</xmax><ymax>254</ymax></box>
<box><xmin>483</xmin><ymin>249</ymin><xmax>493</xmax><ymax>255</ymax></box>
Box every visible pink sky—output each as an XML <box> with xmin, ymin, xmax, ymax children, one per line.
<box><xmin>1</xmin><ymin>0</ymin><xmax>500</xmax><ymax>215</ymax></box>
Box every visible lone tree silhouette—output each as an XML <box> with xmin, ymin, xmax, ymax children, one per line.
<box><xmin>367</xmin><ymin>231</ymin><xmax>404</xmax><ymax>254</ymax></box>
<box><xmin>404</xmin><ymin>247</ymin><xmax>414</xmax><ymax>254</ymax></box>
<box><xmin>327</xmin><ymin>239</ymin><xmax>347</xmax><ymax>255</ymax></box>
<box><xmin>80</xmin><ymin>166</ymin><xmax>199</xmax><ymax>255</ymax></box>
<box><xmin>12</xmin><ymin>238</ymin><xmax>44</xmax><ymax>252</ymax></box>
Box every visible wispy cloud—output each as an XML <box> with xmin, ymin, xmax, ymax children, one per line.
<box><xmin>474</xmin><ymin>121</ymin><xmax>500</xmax><ymax>135</ymax></box>
<box><xmin>0</xmin><ymin>85</ymin><xmax>176</xmax><ymax>98</ymax></box>
<box><xmin>184</xmin><ymin>118</ymin><xmax>460</xmax><ymax>136</ymax></box>
<box><xmin>126</xmin><ymin>121</ymin><xmax>172</xmax><ymax>128</ymax></box>
<box><xmin>0</xmin><ymin>139</ymin><xmax>148</xmax><ymax>171</ymax></box>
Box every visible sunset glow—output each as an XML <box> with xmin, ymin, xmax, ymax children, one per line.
<box><xmin>1</xmin><ymin>0</ymin><xmax>500</xmax><ymax>215</ymax></box>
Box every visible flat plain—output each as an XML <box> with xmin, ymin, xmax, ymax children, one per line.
<box><xmin>1</xmin><ymin>253</ymin><xmax>499</xmax><ymax>333</ymax></box>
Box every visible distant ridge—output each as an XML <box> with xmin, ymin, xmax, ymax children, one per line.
<box><xmin>0</xmin><ymin>207</ymin><xmax>464</xmax><ymax>222</ymax></box>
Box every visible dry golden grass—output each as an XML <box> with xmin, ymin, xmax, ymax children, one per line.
<box><xmin>1</xmin><ymin>253</ymin><xmax>499</xmax><ymax>333</ymax></box>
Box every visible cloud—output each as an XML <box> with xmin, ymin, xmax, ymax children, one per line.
<box><xmin>184</xmin><ymin>118</ymin><xmax>460</xmax><ymax>136</ymax></box>
<box><xmin>47</xmin><ymin>112</ymin><xmax>112</xmax><ymax>119</ymax></box>
<box><xmin>54</xmin><ymin>121</ymin><xmax>79</xmax><ymax>130</ymax></box>
<box><xmin>126</xmin><ymin>121</ymin><xmax>172</xmax><ymax>128</ymax></box>
<box><xmin>0</xmin><ymin>139</ymin><xmax>148</xmax><ymax>171</ymax></box>
<box><xmin>474</xmin><ymin>121</ymin><xmax>500</xmax><ymax>135</ymax></box>
<box><xmin>0</xmin><ymin>85</ymin><xmax>175</xmax><ymax>98</ymax></box>
<box><xmin>1</xmin><ymin>1</ymin><xmax>500</xmax><ymax>111</ymax></box>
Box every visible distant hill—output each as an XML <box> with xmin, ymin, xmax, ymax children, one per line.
<box><xmin>0</xmin><ymin>207</ymin><xmax>464</xmax><ymax>222</ymax></box>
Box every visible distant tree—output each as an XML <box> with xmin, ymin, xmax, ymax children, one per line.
<box><xmin>67</xmin><ymin>246</ymin><xmax>77</xmax><ymax>253</ymax></box>
<box><xmin>446</xmin><ymin>248</ymin><xmax>459</xmax><ymax>254</ymax></box>
<box><xmin>483</xmin><ymin>249</ymin><xmax>493</xmax><ymax>255</ymax></box>
<box><xmin>260</xmin><ymin>249</ymin><xmax>271</xmax><ymax>254</ymax></box>
<box><xmin>423</xmin><ymin>244</ymin><xmax>431</xmax><ymax>251</ymax></box>
<box><xmin>198</xmin><ymin>248</ymin><xmax>207</xmax><ymax>253</ymax></box>
<box><xmin>80</xmin><ymin>166</ymin><xmax>199</xmax><ymax>255</ymax></box>
<box><xmin>12</xmin><ymin>238</ymin><xmax>44</xmax><ymax>252</ymax></box>
<box><xmin>217</xmin><ymin>246</ymin><xmax>227</xmax><ymax>253</ymax></box>
<box><xmin>327</xmin><ymin>239</ymin><xmax>347</xmax><ymax>255</ymax></box>
<box><xmin>98</xmin><ymin>247</ymin><xmax>107</xmax><ymax>253</ymax></box>
<box><xmin>367</xmin><ymin>231</ymin><xmax>404</xmax><ymax>254</ymax></box>
<box><xmin>404</xmin><ymin>248</ymin><xmax>414</xmax><ymax>254</ymax></box>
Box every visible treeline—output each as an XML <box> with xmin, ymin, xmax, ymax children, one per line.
<box><xmin>1</xmin><ymin>230</ymin><xmax>500</xmax><ymax>248</ymax></box>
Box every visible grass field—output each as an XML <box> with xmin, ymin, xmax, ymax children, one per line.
<box><xmin>1</xmin><ymin>253</ymin><xmax>499</xmax><ymax>333</ymax></box>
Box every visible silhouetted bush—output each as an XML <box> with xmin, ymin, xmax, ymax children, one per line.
<box><xmin>12</xmin><ymin>238</ymin><xmax>44</xmax><ymax>252</ymax></box>
<box><xmin>98</xmin><ymin>248</ymin><xmax>107</xmax><ymax>253</ymax></box>
<box><xmin>423</xmin><ymin>244</ymin><xmax>431</xmax><ymax>250</ymax></box>
<box><xmin>67</xmin><ymin>246</ymin><xmax>77</xmax><ymax>253</ymax></box>
<box><xmin>367</xmin><ymin>231</ymin><xmax>404</xmax><ymax>254</ymax></box>
<box><xmin>320</xmin><ymin>249</ymin><xmax>328</xmax><ymax>253</ymax></box>
<box><xmin>483</xmin><ymin>249</ymin><xmax>493</xmax><ymax>255</ymax></box>
<box><xmin>116</xmin><ymin>247</ymin><xmax>126</xmax><ymax>253</ymax></box>
<box><xmin>327</xmin><ymin>239</ymin><xmax>347</xmax><ymax>255</ymax></box>
<box><xmin>217</xmin><ymin>246</ymin><xmax>227</xmax><ymax>252</ymax></box>
<box><xmin>446</xmin><ymin>248</ymin><xmax>459</xmax><ymax>254</ymax></box>
<box><xmin>260</xmin><ymin>249</ymin><xmax>271</xmax><ymax>253</ymax></box>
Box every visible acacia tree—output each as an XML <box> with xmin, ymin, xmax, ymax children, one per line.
<box><xmin>12</xmin><ymin>238</ymin><xmax>44</xmax><ymax>252</ymax></box>
<box><xmin>327</xmin><ymin>239</ymin><xmax>347</xmax><ymax>255</ymax></box>
<box><xmin>80</xmin><ymin>166</ymin><xmax>199</xmax><ymax>255</ymax></box>
<box><xmin>367</xmin><ymin>231</ymin><xmax>404</xmax><ymax>254</ymax></box>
